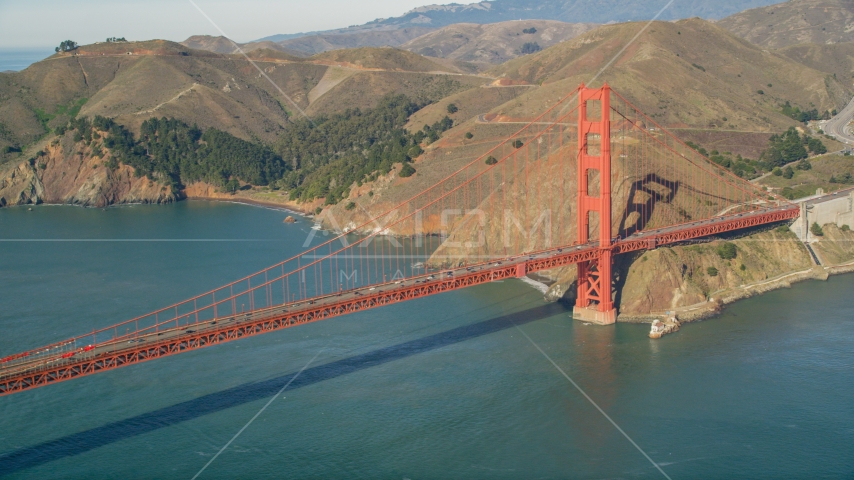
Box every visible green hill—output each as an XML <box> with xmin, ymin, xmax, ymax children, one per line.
<box><xmin>0</xmin><ymin>41</ymin><xmax>484</xmax><ymax>162</ymax></box>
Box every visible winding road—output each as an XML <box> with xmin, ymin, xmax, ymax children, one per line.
<box><xmin>823</xmin><ymin>95</ymin><xmax>854</xmax><ymax>145</ymax></box>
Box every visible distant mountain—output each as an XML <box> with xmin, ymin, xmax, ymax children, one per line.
<box><xmin>240</xmin><ymin>0</ymin><xmax>783</xmax><ymax>57</ymax></box>
<box><xmin>185</xmin><ymin>29</ymin><xmax>436</xmax><ymax>58</ymax></box>
<box><xmin>275</xmin><ymin>27</ymin><xmax>436</xmax><ymax>56</ymax></box>
<box><xmin>257</xmin><ymin>0</ymin><xmax>782</xmax><ymax>45</ymax></box>
<box><xmin>374</xmin><ymin>0</ymin><xmax>786</xmax><ymax>26</ymax></box>
<box><xmin>401</xmin><ymin>20</ymin><xmax>597</xmax><ymax>64</ymax></box>
<box><xmin>718</xmin><ymin>0</ymin><xmax>854</xmax><ymax>48</ymax></box>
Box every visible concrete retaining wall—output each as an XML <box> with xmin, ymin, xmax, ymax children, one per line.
<box><xmin>791</xmin><ymin>190</ymin><xmax>854</xmax><ymax>241</ymax></box>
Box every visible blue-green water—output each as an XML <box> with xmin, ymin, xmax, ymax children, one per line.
<box><xmin>0</xmin><ymin>201</ymin><xmax>853</xmax><ymax>479</ymax></box>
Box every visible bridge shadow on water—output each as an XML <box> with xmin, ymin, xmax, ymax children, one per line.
<box><xmin>0</xmin><ymin>302</ymin><xmax>565</xmax><ymax>476</ymax></box>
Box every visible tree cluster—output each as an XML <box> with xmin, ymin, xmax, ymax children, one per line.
<box><xmin>55</xmin><ymin>40</ymin><xmax>77</xmax><ymax>53</ymax></box>
<box><xmin>520</xmin><ymin>42</ymin><xmax>541</xmax><ymax>54</ymax></box>
<box><xmin>275</xmin><ymin>94</ymin><xmax>452</xmax><ymax>204</ymax></box>
<box><xmin>105</xmin><ymin>37</ymin><xmax>127</xmax><ymax>43</ymax></box>
<box><xmin>760</xmin><ymin>127</ymin><xmax>826</xmax><ymax>168</ymax></box>
<box><xmin>686</xmin><ymin>141</ymin><xmax>763</xmax><ymax>179</ymax></box>
<box><xmin>57</xmin><ymin>94</ymin><xmax>456</xmax><ymax>206</ymax></box>
<box><xmin>716</xmin><ymin>242</ymin><xmax>737</xmax><ymax>260</ymax></box>
<box><xmin>830</xmin><ymin>172</ymin><xmax>853</xmax><ymax>184</ymax></box>
<box><xmin>63</xmin><ymin>116</ymin><xmax>288</xmax><ymax>194</ymax></box>
<box><xmin>684</xmin><ymin>126</ymin><xmax>828</xmax><ymax>181</ymax></box>
<box><xmin>780</xmin><ymin>101</ymin><xmax>830</xmax><ymax>124</ymax></box>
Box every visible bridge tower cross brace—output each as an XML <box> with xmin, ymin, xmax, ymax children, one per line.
<box><xmin>573</xmin><ymin>84</ymin><xmax>617</xmax><ymax>325</ymax></box>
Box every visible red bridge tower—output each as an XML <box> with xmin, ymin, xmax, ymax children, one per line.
<box><xmin>574</xmin><ymin>84</ymin><xmax>617</xmax><ymax>325</ymax></box>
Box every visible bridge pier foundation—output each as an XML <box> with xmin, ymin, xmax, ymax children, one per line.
<box><xmin>572</xmin><ymin>306</ymin><xmax>617</xmax><ymax>325</ymax></box>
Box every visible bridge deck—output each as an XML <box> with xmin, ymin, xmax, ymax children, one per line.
<box><xmin>0</xmin><ymin>205</ymin><xmax>798</xmax><ymax>396</ymax></box>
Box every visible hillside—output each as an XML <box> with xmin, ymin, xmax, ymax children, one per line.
<box><xmin>401</xmin><ymin>20</ymin><xmax>598</xmax><ymax>65</ymax></box>
<box><xmin>718</xmin><ymin>0</ymin><xmax>854</xmax><ymax>48</ymax></box>
<box><xmin>311</xmin><ymin>47</ymin><xmax>455</xmax><ymax>72</ymax></box>
<box><xmin>0</xmin><ymin>41</ymin><xmax>484</xmax><ymax>163</ymax></box>
<box><xmin>187</xmin><ymin>30</ymin><xmax>438</xmax><ymax>57</ymax></box>
<box><xmin>321</xmin><ymin>18</ymin><xmax>850</xmax><ymax>231</ymax></box>
<box><xmin>489</xmin><ymin>18</ymin><xmax>850</xmax><ymax>132</ymax></box>
<box><xmin>759</xmin><ymin>153</ymin><xmax>854</xmax><ymax>199</ymax></box>
<box><xmin>181</xmin><ymin>35</ymin><xmax>247</xmax><ymax>54</ymax></box>
<box><xmin>275</xmin><ymin>28</ymin><xmax>437</xmax><ymax>56</ymax></box>
<box><xmin>180</xmin><ymin>35</ymin><xmax>299</xmax><ymax>56</ymax></box>
<box><xmin>778</xmin><ymin>42</ymin><xmax>854</xmax><ymax>82</ymax></box>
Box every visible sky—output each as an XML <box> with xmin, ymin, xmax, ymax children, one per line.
<box><xmin>0</xmin><ymin>0</ymin><xmax>450</xmax><ymax>49</ymax></box>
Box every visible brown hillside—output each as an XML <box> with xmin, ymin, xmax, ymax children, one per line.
<box><xmin>181</xmin><ymin>35</ymin><xmax>242</xmax><ymax>54</ymax></box>
<box><xmin>181</xmin><ymin>36</ymin><xmax>303</xmax><ymax>57</ymax></box>
<box><xmin>277</xmin><ymin>27</ymin><xmax>436</xmax><ymax>56</ymax></box>
<box><xmin>405</xmin><ymin>85</ymin><xmax>533</xmax><ymax>131</ymax></box>
<box><xmin>778</xmin><ymin>42</ymin><xmax>854</xmax><ymax>82</ymax></box>
<box><xmin>718</xmin><ymin>0</ymin><xmax>854</xmax><ymax>48</ymax></box>
<box><xmin>305</xmin><ymin>71</ymin><xmax>486</xmax><ymax>116</ymax></box>
<box><xmin>401</xmin><ymin>20</ymin><xmax>598</xmax><ymax>65</ymax></box>
<box><xmin>311</xmin><ymin>47</ymin><xmax>458</xmax><ymax>72</ymax></box>
<box><xmin>241</xmin><ymin>41</ymin><xmax>302</xmax><ymax>55</ymax></box>
<box><xmin>489</xmin><ymin>18</ymin><xmax>850</xmax><ymax>131</ymax></box>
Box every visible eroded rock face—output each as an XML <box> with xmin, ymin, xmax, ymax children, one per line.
<box><xmin>0</xmin><ymin>161</ymin><xmax>44</xmax><ymax>205</ymax></box>
<box><xmin>0</xmin><ymin>133</ymin><xmax>179</xmax><ymax>208</ymax></box>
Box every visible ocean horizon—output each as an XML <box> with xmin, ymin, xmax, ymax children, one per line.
<box><xmin>0</xmin><ymin>48</ymin><xmax>56</xmax><ymax>72</ymax></box>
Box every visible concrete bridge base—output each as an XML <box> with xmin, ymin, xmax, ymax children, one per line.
<box><xmin>572</xmin><ymin>306</ymin><xmax>617</xmax><ymax>325</ymax></box>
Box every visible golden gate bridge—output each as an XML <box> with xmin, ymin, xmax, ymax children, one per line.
<box><xmin>0</xmin><ymin>84</ymin><xmax>798</xmax><ymax>396</ymax></box>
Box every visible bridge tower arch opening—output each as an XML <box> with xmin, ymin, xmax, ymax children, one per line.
<box><xmin>574</xmin><ymin>84</ymin><xmax>617</xmax><ymax>325</ymax></box>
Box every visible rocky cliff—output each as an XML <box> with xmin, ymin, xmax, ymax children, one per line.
<box><xmin>0</xmin><ymin>132</ymin><xmax>177</xmax><ymax>208</ymax></box>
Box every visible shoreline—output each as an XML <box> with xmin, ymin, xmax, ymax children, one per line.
<box><xmin>2</xmin><ymin>194</ymin><xmax>315</xmax><ymax>218</ymax></box>
<box><xmin>619</xmin><ymin>261</ymin><xmax>854</xmax><ymax>325</ymax></box>
<box><xmin>185</xmin><ymin>195</ymin><xmax>313</xmax><ymax>217</ymax></box>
